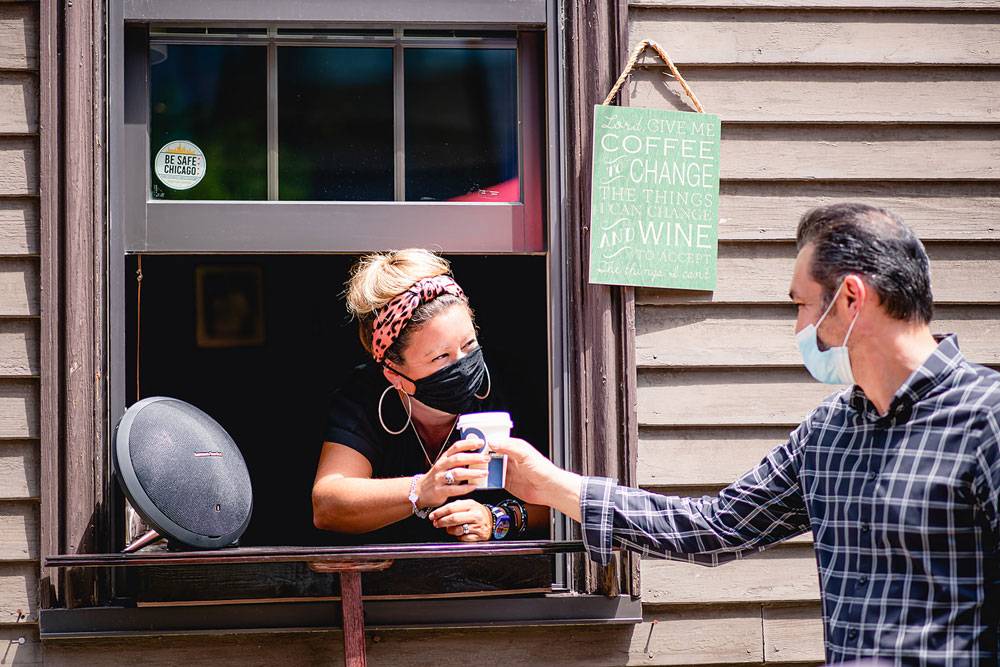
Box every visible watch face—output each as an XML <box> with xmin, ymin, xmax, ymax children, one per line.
<box><xmin>493</xmin><ymin>515</ymin><xmax>510</xmax><ymax>540</ymax></box>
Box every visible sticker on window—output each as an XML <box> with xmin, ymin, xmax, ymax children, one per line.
<box><xmin>154</xmin><ymin>140</ymin><xmax>206</xmax><ymax>190</ymax></box>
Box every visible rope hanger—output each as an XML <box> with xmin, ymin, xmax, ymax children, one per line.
<box><xmin>602</xmin><ymin>38</ymin><xmax>706</xmax><ymax>113</ymax></box>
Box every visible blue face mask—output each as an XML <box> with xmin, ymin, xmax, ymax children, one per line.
<box><xmin>795</xmin><ymin>281</ymin><xmax>859</xmax><ymax>385</ymax></box>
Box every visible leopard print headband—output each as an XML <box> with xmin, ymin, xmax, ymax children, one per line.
<box><xmin>371</xmin><ymin>275</ymin><xmax>467</xmax><ymax>363</ymax></box>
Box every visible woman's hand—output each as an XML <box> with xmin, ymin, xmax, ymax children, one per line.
<box><xmin>416</xmin><ymin>440</ymin><xmax>490</xmax><ymax>509</ymax></box>
<box><xmin>429</xmin><ymin>499</ymin><xmax>492</xmax><ymax>542</ymax></box>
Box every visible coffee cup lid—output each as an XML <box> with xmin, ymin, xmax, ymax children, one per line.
<box><xmin>457</xmin><ymin>411</ymin><xmax>513</xmax><ymax>430</ymax></box>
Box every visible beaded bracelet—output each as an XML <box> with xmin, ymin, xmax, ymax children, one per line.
<box><xmin>499</xmin><ymin>499</ymin><xmax>527</xmax><ymax>537</ymax></box>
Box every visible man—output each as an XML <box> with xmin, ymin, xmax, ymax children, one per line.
<box><xmin>491</xmin><ymin>203</ymin><xmax>1000</xmax><ymax>665</ymax></box>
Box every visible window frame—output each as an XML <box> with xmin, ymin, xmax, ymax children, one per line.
<box><xmin>103</xmin><ymin>0</ymin><xmax>576</xmax><ymax>605</ymax></box>
<box><xmin>39</xmin><ymin>0</ymin><xmax>640</xmax><ymax>621</ymax></box>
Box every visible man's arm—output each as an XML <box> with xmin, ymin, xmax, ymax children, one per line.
<box><xmin>492</xmin><ymin>429</ymin><xmax>811</xmax><ymax>566</ymax></box>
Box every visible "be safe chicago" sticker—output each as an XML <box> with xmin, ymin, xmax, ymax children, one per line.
<box><xmin>154</xmin><ymin>140</ymin><xmax>206</xmax><ymax>190</ymax></box>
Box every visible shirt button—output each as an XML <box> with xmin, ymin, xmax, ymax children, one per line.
<box><xmin>861</xmin><ymin>523</ymin><xmax>870</xmax><ymax>533</ymax></box>
<box><xmin>867</xmin><ymin>471</ymin><xmax>877</xmax><ymax>481</ymax></box>
<box><xmin>848</xmin><ymin>629</ymin><xmax>858</xmax><ymax>640</ymax></box>
<box><xmin>858</xmin><ymin>575</ymin><xmax>868</xmax><ymax>586</ymax></box>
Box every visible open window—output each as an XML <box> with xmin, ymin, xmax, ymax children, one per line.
<box><xmin>102</xmin><ymin>6</ymin><xmax>568</xmax><ymax>610</ymax></box>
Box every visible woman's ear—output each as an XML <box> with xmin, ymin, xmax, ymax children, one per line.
<box><xmin>382</xmin><ymin>363</ymin><xmax>403</xmax><ymax>390</ymax></box>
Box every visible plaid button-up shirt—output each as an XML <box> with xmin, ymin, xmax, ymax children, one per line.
<box><xmin>581</xmin><ymin>335</ymin><xmax>1000</xmax><ymax>666</ymax></box>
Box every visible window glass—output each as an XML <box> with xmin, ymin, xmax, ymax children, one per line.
<box><xmin>150</xmin><ymin>44</ymin><xmax>268</xmax><ymax>200</ymax></box>
<box><xmin>278</xmin><ymin>47</ymin><xmax>394</xmax><ymax>201</ymax></box>
<box><xmin>148</xmin><ymin>40</ymin><xmax>521</xmax><ymax>205</ymax></box>
<box><xmin>404</xmin><ymin>48</ymin><xmax>518</xmax><ymax>202</ymax></box>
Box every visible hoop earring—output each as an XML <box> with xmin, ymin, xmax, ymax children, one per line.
<box><xmin>378</xmin><ymin>385</ymin><xmax>412</xmax><ymax>435</ymax></box>
<box><xmin>474</xmin><ymin>364</ymin><xmax>491</xmax><ymax>400</ymax></box>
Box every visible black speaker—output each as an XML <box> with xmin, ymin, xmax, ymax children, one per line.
<box><xmin>114</xmin><ymin>396</ymin><xmax>253</xmax><ymax>550</ymax></box>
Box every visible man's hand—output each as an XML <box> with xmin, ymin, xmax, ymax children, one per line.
<box><xmin>487</xmin><ymin>437</ymin><xmax>583</xmax><ymax>523</ymax></box>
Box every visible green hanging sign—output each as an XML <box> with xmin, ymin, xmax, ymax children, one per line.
<box><xmin>588</xmin><ymin>104</ymin><xmax>721</xmax><ymax>291</ymax></box>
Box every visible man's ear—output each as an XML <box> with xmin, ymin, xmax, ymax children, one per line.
<box><xmin>842</xmin><ymin>274</ymin><xmax>867</xmax><ymax>316</ymax></box>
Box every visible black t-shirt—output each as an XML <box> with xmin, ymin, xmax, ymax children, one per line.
<box><xmin>322</xmin><ymin>362</ymin><xmax>516</xmax><ymax>544</ymax></box>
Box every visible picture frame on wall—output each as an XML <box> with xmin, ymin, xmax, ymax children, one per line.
<box><xmin>195</xmin><ymin>265</ymin><xmax>265</xmax><ymax>348</ymax></box>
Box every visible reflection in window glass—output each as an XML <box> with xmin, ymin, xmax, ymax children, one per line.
<box><xmin>278</xmin><ymin>47</ymin><xmax>394</xmax><ymax>201</ymax></box>
<box><xmin>150</xmin><ymin>45</ymin><xmax>267</xmax><ymax>200</ymax></box>
<box><xmin>404</xmin><ymin>49</ymin><xmax>518</xmax><ymax>202</ymax></box>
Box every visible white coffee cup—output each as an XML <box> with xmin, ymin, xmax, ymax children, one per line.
<box><xmin>456</xmin><ymin>411</ymin><xmax>512</xmax><ymax>489</ymax></box>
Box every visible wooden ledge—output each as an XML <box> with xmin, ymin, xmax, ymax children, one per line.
<box><xmin>45</xmin><ymin>540</ymin><xmax>587</xmax><ymax>568</ymax></box>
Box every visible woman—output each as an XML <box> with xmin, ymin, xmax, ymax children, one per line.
<box><xmin>312</xmin><ymin>249</ymin><xmax>541</xmax><ymax>543</ymax></box>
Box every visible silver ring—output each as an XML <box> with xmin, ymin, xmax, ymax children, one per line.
<box><xmin>444</xmin><ymin>470</ymin><xmax>456</xmax><ymax>486</ymax></box>
<box><xmin>462</xmin><ymin>524</ymin><xmax>470</xmax><ymax>536</ymax></box>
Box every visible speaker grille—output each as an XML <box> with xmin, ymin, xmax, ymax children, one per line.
<box><xmin>128</xmin><ymin>400</ymin><xmax>252</xmax><ymax>538</ymax></box>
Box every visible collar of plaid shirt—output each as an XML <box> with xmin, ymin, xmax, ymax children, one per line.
<box><xmin>579</xmin><ymin>333</ymin><xmax>1000</xmax><ymax>666</ymax></box>
<box><xmin>847</xmin><ymin>332</ymin><xmax>958</xmax><ymax>428</ymax></box>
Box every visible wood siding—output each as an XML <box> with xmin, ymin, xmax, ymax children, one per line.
<box><xmin>0</xmin><ymin>0</ymin><xmax>38</xmax><ymax>651</ymax></box>
<box><xmin>629</xmin><ymin>2</ymin><xmax>999</xmax><ymax>665</ymax></box>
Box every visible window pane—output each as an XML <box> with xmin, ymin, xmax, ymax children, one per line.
<box><xmin>278</xmin><ymin>47</ymin><xmax>394</xmax><ymax>201</ymax></box>
<box><xmin>150</xmin><ymin>45</ymin><xmax>267</xmax><ymax>200</ymax></box>
<box><xmin>404</xmin><ymin>49</ymin><xmax>518</xmax><ymax>202</ymax></box>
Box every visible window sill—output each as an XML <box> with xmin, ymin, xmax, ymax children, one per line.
<box><xmin>46</xmin><ymin>539</ymin><xmax>581</xmax><ymax>568</ymax></box>
<box><xmin>39</xmin><ymin>594</ymin><xmax>641</xmax><ymax>639</ymax></box>
<box><xmin>42</xmin><ymin>541</ymin><xmax>641</xmax><ymax>637</ymax></box>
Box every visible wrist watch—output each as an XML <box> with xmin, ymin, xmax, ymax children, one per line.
<box><xmin>408</xmin><ymin>474</ymin><xmax>431</xmax><ymax>519</ymax></box>
<box><xmin>489</xmin><ymin>504</ymin><xmax>511</xmax><ymax>540</ymax></box>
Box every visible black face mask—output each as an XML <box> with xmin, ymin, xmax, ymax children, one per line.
<box><xmin>391</xmin><ymin>346</ymin><xmax>488</xmax><ymax>415</ymax></box>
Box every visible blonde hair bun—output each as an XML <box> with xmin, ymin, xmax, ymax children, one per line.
<box><xmin>346</xmin><ymin>248</ymin><xmax>451</xmax><ymax>317</ymax></box>
<box><xmin>346</xmin><ymin>249</ymin><xmax>455</xmax><ymax>358</ymax></box>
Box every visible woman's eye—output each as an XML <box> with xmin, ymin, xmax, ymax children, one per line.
<box><xmin>463</xmin><ymin>339</ymin><xmax>477</xmax><ymax>349</ymax></box>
